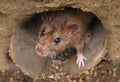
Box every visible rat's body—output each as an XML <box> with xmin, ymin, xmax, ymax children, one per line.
<box><xmin>35</xmin><ymin>8</ymin><xmax>92</xmax><ymax>68</ymax></box>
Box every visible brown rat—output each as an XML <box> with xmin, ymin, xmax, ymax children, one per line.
<box><xmin>35</xmin><ymin>8</ymin><xmax>92</xmax><ymax>68</ymax></box>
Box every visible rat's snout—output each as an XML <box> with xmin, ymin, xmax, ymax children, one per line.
<box><xmin>36</xmin><ymin>47</ymin><xmax>43</xmax><ymax>54</ymax></box>
<box><xmin>35</xmin><ymin>43</ymin><xmax>49</xmax><ymax>56</ymax></box>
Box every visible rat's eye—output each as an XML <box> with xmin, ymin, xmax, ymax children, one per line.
<box><xmin>41</xmin><ymin>29</ymin><xmax>46</xmax><ymax>36</ymax></box>
<box><xmin>54</xmin><ymin>37</ymin><xmax>60</xmax><ymax>44</ymax></box>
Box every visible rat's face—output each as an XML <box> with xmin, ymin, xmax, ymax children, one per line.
<box><xmin>35</xmin><ymin>13</ymin><xmax>81</xmax><ymax>57</ymax></box>
<box><xmin>35</xmin><ymin>22</ymin><xmax>79</xmax><ymax>57</ymax></box>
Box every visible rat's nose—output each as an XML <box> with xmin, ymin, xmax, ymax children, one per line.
<box><xmin>35</xmin><ymin>44</ymin><xmax>45</xmax><ymax>56</ymax></box>
<box><xmin>36</xmin><ymin>47</ymin><xmax>43</xmax><ymax>54</ymax></box>
<box><xmin>35</xmin><ymin>43</ymin><xmax>49</xmax><ymax>57</ymax></box>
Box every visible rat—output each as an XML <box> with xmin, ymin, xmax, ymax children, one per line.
<box><xmin>35</xmin><ymin>8</ymin><xmax>92</xmax><ymax>68</ymax></box>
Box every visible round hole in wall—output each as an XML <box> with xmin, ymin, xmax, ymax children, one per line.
<box><xmin>10</xmin><ymin>7</ymin><xmax>107</xmax><ymax>78</ymax></box>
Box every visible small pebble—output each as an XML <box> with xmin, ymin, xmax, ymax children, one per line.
<box><xmin>118</xmin><ymin>80</ymin><xmax>120</xmax><ymax>82</ymax></box>
<box><xmin>48</xmin><ymin>75</ymin><xmax>54</xmax><ymax>79</ymax></box>
<box><xmin>9</xmin><ymin>77</ymin><xmax>13</xmax><ymax>82</ymax></box>
<box><xmin>16</xmin><ymin>70</ymin><xmax>20</xmax><ymax>74</ymax></box>
<box><xmin>94</xmin><ymin>71</ymin><xmax>97</xmax><ymax>77</ymax></box>
<box><xmin>108</xmin><ymin>70</ymin><xmax>112</xmax><ymax>75</ymax></box>
<box><xmin>1</xmin><ymin>70</ymin><xmax>5</xmax><ymax>75</ymax></box>
<box><xmin>41</xmin><ymin>73</ymin><xmax>47</xmax><ymax>79</ymax></box>
<box><xmin>85</xmin><ymin>76</ymin><xmax>90</xmax><ymax>80</ymax></box>
<box><xmin>79</xmin><ymin>79</ymin><xmax>83</xmax><ymax>82</ymax></box>
<box><xmin>55</xmin><ymin>66</ymin><xmax>59</xmax><ymax>69</ymax></box>
<box><xmin>113</xmin><ymin>70</ymin><xmax>117</xmax><ymax>77</ymax></box>
<box><xmin>113</xmin><ymin>68</ymin><xmax>117</xmax><ymax>72</ymax></box>
<box><xmin>96</xmin><ymin>79</ymin><xmax>99</xmax><ymax>82</ymax></box>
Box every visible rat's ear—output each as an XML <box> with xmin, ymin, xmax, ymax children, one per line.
<box><xmin>41</xmin><ymin>13</ymin><xmax>48</xmax><ymax>22</ymax></box>
<box><xmin>41</xmin><ymin>13</ymin><xmax>52</xmax><ymax>22</ymax></box>
<box><xmin>68</xmin><ymin>24</ymin><xmax>79</xmax><ymax>33</ymax></box>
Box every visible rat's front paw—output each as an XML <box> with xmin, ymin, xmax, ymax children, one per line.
<box><xmin>76</xmin><ymin>54</ymin><xmax>87</xmax><ymax>68</ymax></box>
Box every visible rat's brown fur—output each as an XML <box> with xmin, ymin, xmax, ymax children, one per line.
<box><xmin>35</xmin><ymin>8</ymin><xmax>93</xmax><ymax>68</ymax></box>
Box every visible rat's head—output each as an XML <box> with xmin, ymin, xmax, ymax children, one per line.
<box><xmin>35</xmin><ymin>13</ymin><xmax>81</xmax><ymax>57</ymax></box>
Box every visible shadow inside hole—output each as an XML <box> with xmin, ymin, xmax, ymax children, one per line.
<box><xmin>10</xmin><ymin>7</ymin><xmax>107</xmax><ymax>78</ymax></box>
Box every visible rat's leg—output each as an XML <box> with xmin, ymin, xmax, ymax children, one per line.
<box><xmin>76</xmin><ymin>40</ymin><xmax>87</xmax><ymax>68</ymax></box>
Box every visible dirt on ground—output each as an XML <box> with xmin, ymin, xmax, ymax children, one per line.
<box><xmin>0</xmin><ymin>57</ymin><xmax>120</xmax><ymax>82</ymax></box>
<box><xmin>0</xmin><ymin>0</ymin><xmax>120</xmax><ymax>82</ymax></box>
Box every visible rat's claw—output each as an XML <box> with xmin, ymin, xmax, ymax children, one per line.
<box><xmin>76</xmin><ymin>54</ymin><xmax>87</xmax><ymax>68</ymax></box>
